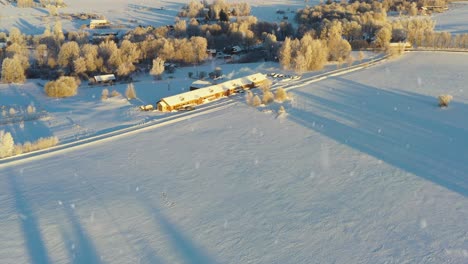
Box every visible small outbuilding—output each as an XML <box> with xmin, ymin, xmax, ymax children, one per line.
<box><xmin>190</xmin><ymin>80</ymin><xmax>212</xmax><ymax>90</ymax></box>
<box><xmin>90</xmin><ymin>19</ymin><xmax>110</xmax><ymax>29</ymax></box>
<box><xmin>92</xmin><ymin>74</ymin><xmax>116</xmax><ymax>85</ymax></box>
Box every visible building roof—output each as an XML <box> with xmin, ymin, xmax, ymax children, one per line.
<box><xmin>159</xmin><ymin>73</ymin><xmax>267</xmax><ymax>108</ymax></box>
<box><xmin>94</xmin><ymin>74</ymin><xmax>116</xmax><ymax>82</ymax></box>
<box><xmin>90</xmin><ymin>19</ymin><xmax>109</xmax><ymax>24</ymax></box>
<box><xmin>161</xmin><ymin>84</ymin><xmax>225</xmax><ymax>106</ymax></box>
<box><xmin>190</xmin><ymin>80</ymin><xmax>212</xmax><ymax>89</ymax></box>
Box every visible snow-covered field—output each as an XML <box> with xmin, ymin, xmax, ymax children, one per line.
<box><xmin>1</xmin><ymin>0</ymin><xmax>468</xmax><ymax>263</ymax></box>
<box><xmin>434</xmin><ymin>1</ymin><xmax>468</xmax><ymax>33</ymax></box>
<box><xmin>0</xmin><ymin>0</ymin><xmax>316</xmax><ymax>35</ymax></box>
<box><xmin>0</xmin><ymin>52</ymin><xmax>467</xmax><ymax>263</ymax></box>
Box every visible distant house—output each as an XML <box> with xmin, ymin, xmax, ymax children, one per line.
<box><xmin>92</xmin><ymin>32</ymin><xmax>118</xmax><ymax>42</ymax></box>
<box><xmin>90</xmin><ymin>19</ymin><xmax>110</xmax><ymax>29</ymax></box>
<box><xmin>91</xmin><ymin>74</ymin><xmax>116</xmax><ymax>85</ymax></box>
<box><xmin>388</xmin><ymin>42</ymin><xmax>412</xmax><ymax>49</ymax></box>
<box><xmin>190</xmin><ymin>80</ymin><xmax>212</xmax><ymax>91</ymax></box>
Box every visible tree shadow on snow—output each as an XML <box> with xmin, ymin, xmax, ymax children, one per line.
<box><xmin>289</xmin><ymin>77</ymin><xmax>468</xmax><ymax>197</ymax></box>
<box><xmin>61</xmin><ymin>203</ymin><xmax>103</xmax><ymax>264</ymax></box>
<box><xmin>139</xmin><ymin>196</ymin><xmax>218</xmax><ymax>264</ymax></box>
<box><xmin>7</xmin><ymin>171</ymin><xmax>52</xmax><ymax>264</ymax></box>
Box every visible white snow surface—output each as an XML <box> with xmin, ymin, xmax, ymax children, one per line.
<box><xmin>0</xmin><ymin>52</ymin><xmax>467</xmax><ymax>263</ymax></box>
<box><xmin>0</xmin><ymin>0</ymin><xmax>315</xmax><ymax>35</ymax></box>
<box><xmin>434</xmin><ymin>2</ymin><xmax>468</xmax><ymax>34</ymax></box>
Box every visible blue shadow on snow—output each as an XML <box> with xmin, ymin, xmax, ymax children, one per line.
<box><xmin>289</xmin><ymin>77</ymin><xmax>468</xmax><ymax>196</ymax></box>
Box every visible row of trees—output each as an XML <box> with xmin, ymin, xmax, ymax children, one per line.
<box><xmin>179</xmin><ymin>0</ymin><xmax>251</xmax><ymax>19</ymax></box>
<box><xmin>0</xmin><ymin>130</ymin><xmax>58</xmax><ymax>159</ymax></box>
<box><xmin>1</xmin><ymin>0</ymin><xmax>465</xmax><ymax>85</ymax></box>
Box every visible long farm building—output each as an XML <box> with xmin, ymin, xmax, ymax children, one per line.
<box><xmin>157</xmin><ymin>73</ymin><xmax>268</xmax><ymax>112</ymax></box>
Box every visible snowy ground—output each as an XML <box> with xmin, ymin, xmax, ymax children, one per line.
<box><xmin>0</xmin><ymin>51</ymin><xmax>381</xmax><ymax>146</ymax></box>
<box><xmin>434</xmin><ymin>1</ymin><xmax>468</xmax><ymax>34</ymax></box>
<box><xmin>0</xmin><ymin>52</ymin><xmax>467</xmax><ymax>263</ymax></box>
<box><xmin>0</xmin><ymin>0</ymin><xmax>316</xmax><ymax>35</ymax></box>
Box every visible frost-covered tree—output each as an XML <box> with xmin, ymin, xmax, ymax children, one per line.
<box><xmin>275</xmin><ymin>87</ymin><xmax>287</xmax><ymax>102</ymax></box>
<box><xmin>190</xmin><ymin>36</ymin><xmax>208</xmax><ymax>64</ymax></box>
<box><xmin>101</xmin><ymin>88</ymin><xmax>109</xmax><ymax>100</ymax></box>
<box><xmin>58</xmin><ymin>41</ymin><xmax>80</xmax><ymax>71</ymax></box>
<box><xmin>8</xmin><ymin>27</ymin><xmax>24</xmax><ymax>45</ymax></box>
<box><xmin>262</xmin><ymin>90</ymin><xmax>274</xmax><ymax>104</ymax></box>
<box><xmin>35</xmin><ymin>44</ymin><xmax>49</xmax><ymax>67</ymax></box>
<box><xmin>1</xmin><ymin>56</ymin><xmax>26</xmax><ymax>83</ymax></box>
<box><xmin>73</xmin><ymin>57</ymin><xmax>87</xmax><ymax>76</ymax></box>
<box><xmin>245</xmin><ymin>90</ymin><xmax>253</xmax><ymax>105</ymax></box>
<box><xmin>44</xmin><ymin>76</ymin><xmax>80</xmax><ymax>98</ymax></box>
<box><xmin>279</xmin><ymin>37</ymin><xmax>292</xmax><ymax>70</ymax></box>
<box><xmin>0</xmin><ymin>130</ymin><xmax>14</xmax><ymax>158</ymax></box>
<box><xmin>252</xmin><ymin>95</ymin><xmax>261</xmax><ymax>107</ymax></box>
<box><xmin>125</xmin><ymin>83</ymin><xmax>137</xmax><ymax>99</ymax></box>
<box><xmin>150</xmin><ymin>57</ymin><xmax>165</xmax><ymax>80</ymax></box>
<box><xmin>375</xmin><ymin>27</ymin><xmax>392</xmax><ymax>49</ymax></box>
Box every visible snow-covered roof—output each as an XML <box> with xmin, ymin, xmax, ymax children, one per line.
<box><xmin>190</xmin><ymin>80</ymin><xmax>212</xmax><ymax>89</ymax></box>
<box><xmin>90</xmin><ymin>19</ymin><xmax>109</xmax><ymax>24</ymax></box>
<box><xmin>160</xmin><ymin>73</ymin><xmax>267</xmax><ymax>107</ymax></box>
<box><xmin>161</xmin><ymin>84</ymin><xmax>225</xmax><ymax>106</ymax></box>
<box><xmin>245</xmin><ymin>73</ymin><xmax>267</xmax><ymax>83</ymax></box>
<box><xmin>94</xmin><ymin>74</ymin><xmax>116</xmax><ymax>82</ymax></box>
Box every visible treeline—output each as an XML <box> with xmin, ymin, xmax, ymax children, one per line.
<box><xmin>0</xmin><ymin>130</ymin><xmax>59</xmax><ymax>159</ymax></box>
<box><xmin>1</xmin><ymin>0</ymin><xmax>466</xmax><ymax>85</ymax></box>
<box><xmin>14</xmin><ymin>0</ymin><xmax>65</xmax><ymax>8</ymax></box>
<box><xmin>179</xmin><ymin>0</ymin><xmax>251</xmax><ymax>19</ymax></box>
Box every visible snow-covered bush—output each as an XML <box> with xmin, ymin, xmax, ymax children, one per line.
<box><xmin>275</xmin><ymin>87</ymin><xmax>288</xmax><ymax>102</ymax></box>
<box><xmin>262</xmin><ymin>90</ymin><xmax>274</xmax><ymax>104</ymax></box>
<box><xmin>252</xmin><ymin>95</ymin><xmax>262</xmax><ymax>107</ymax></box>
<box><xmin>111</xmin><ymin>90</ymin><xmax>121</xmax><ymax>97</ymax></box>
<box><xmin>438</xmin><ymin>94</ymin><xmax>453</xmax><ymax>107</ymax></box>
<box><xmin>27</xmin><ymin>104</ymin><xmax>36</xmax><ymax>114</ymax></box>
<box><xmin>245</xmin><ymin>90</ymin><xmax>253</xmax><ymax>105</ymax></box>
<box><xmin>44</xmin><ymin>76</ymin><xmax>80</xmax><ymax>98</ymax></box>
<box><xmin>16</xmin><ymin>136</ymin><xmax>59</xmax><ymax>154</ymax></box>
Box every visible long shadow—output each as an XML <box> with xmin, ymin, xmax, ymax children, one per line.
<box><xmin>62</xmin><ymin>204</ymin><xmax>102</xmax><ymax>264</ymax></box>
<box><xmin>17</xmin><ymin>18</ymin><xmax>42</xmax><ymax>35</ymax></box>
<box><xmin>134</xmin><ymin>238</ymin><xmax>165</xmax><ymax>264</ymax></box>
<box><xmin>7</xmin><ymin>170</ymin><xmax>52</xmax><ymax>264</ymax></box>
<box><xmin>289</xmin><ymin>78</ymin><xmax>468</xmax><ymax>196</ymax></box>
<box><xmin>139</xmin><ymin>197</ymin><xmax>218</xmax><ymax>264</ymax></box>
